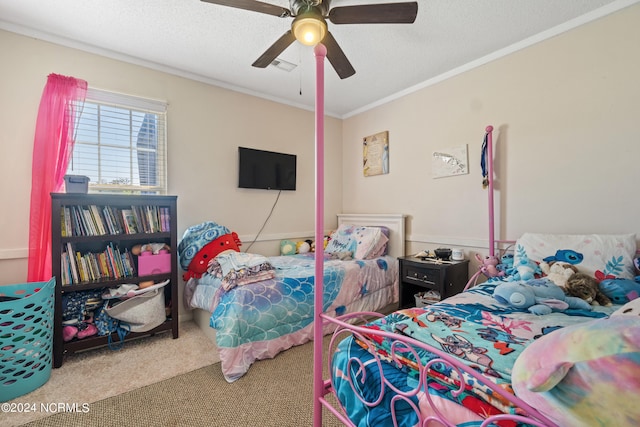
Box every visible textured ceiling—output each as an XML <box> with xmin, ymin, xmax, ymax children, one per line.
<box><xmin>0</xmin><ymin>0</ymin><xmax>635</xmax><ymax>117</ymax></box>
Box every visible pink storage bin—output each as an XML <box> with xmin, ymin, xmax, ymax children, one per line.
<box><xmin>137</xmin><ymin>250</ymin><xmax>171</xmax><ymax>276</ymax></box>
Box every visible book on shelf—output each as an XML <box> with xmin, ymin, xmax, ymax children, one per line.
<box><xmin>61</xmin><ymin>242</ymin><xmax>136</xmax><ymax>285</ymax></box>
<box><xmin>89</xmin><ymin>205</ymin><xmax>107</xmax><ymax>235</ymax></box>
<box><xmin>61</xmin><ymin>204</ymin><xmax>170</xmax><ymax>236</ymax></box>
<box><xmin>66</xmin><ymin>242</ymin><xmax>79</xmax><ymax>284</ymax></box>
<box><xmin>121</xmin><ymin>209</ymin><xmax>138</xmax><ymax>234</ymax></box>
<box><xmin>158</xmin><ymin>207</ymin><xmax>170</xmax><ymax>232</ymax></box>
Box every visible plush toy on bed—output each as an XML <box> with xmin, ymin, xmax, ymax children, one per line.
<box><xmin>599</xmin><ymin>277</ymin><xmax>640</xmax><ymax>304</ymax></box>
<box><xmin>280</xmin><ymin>240</ymin><xmax>296</xmax><ymax>256</ymax></box>
<box><xmin>565</xmin><ymin>273</ymin><xmax>612</xmax><ymax>306</ymax></box>
<box><xmin>178</xmin><ymin>221</ymin><xmax>242</xmax><ymax>280</ymax></box>
<box><xmin>475</xmin><ymin>254</ymin><xmax>505</xmax><ymax>278</ymax></box>
<box><xmin>611</xmin><ymin>297</ymin><xmax>640</xmax><ymax>317</ymax></box>
<box><xmin>296</xmin><ymin>240</ymin><xmax>312</xmax><ymax>254</ymax></box>
<box><xmin>493</xmin><ymin>279</ymin><xmax>592</xmax><ymax>315</ymax></box>
<box><xmin>540</xmin><ymin>261</ymin><xmax>577</xmax><ymax>288</ymax></box>
<box><xmin>509</xmin><ymin>253</ymin><xmax>542</xmax><ymax>281</ymax></box>
<box><xmin>498</xmin><ymin>253</ymin><xmax>514</xmax><ymax>275</ymax></box>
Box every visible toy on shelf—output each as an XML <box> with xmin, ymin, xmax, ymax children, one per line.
<box><xmin>131</xmin><ymin>242</ymin><xmax>170</xmax><ymax>255</ymax></box>
<box><xmin>132</xmin><ymin>242</ymin><xmax>172</xmax><ymax>276</ymax></box>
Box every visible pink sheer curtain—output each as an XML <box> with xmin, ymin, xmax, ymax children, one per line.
<box><xmin>27</xmin><ymin>73</ymin><xmax>87</xmax><ymax>282</ymax></box>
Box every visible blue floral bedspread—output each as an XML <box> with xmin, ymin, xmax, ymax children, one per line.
<box><xmin>333</xmin><ymin>281</ymin><xmax>617</xmax><ymax>426</ymax></box>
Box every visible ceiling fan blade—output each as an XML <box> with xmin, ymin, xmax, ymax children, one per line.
<box><xmin>252</xmin><ymin>31</ymin><xmax>297</xmax><ymax>68</ymax></box>
<box><xmin>328</xmin><ymin>2</ymin><xmax>418</xmax><ymax>24</ymax></box>
<box><xmin>322</xmin><ymin>32</ymin><xmax>355</xmax><ymax>79</ymax></box>
<box><xmin>201</xmin><ymin>0</ymin><xmax>290</xmax><ymax>18</ymax></box>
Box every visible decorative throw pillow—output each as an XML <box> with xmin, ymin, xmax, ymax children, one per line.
<box><xmin>512</xmin><ymin>315</ymin><xmax>640</xmax><ymax>426</ymax></box>
<box><xmin>325</xmin><ymin>225</ymin><xmax>389</xmax><ymax>260</ymax></box>
<box><xmin>325</xmin><ymin>225</ymin><xmax>357</xmax><ymax>255</ymax></box>
<box><xmin>364</xmin><ymin>226</ymin><xmax>390</xmax><ymax>258</ymax></box>
<box><xmin>178</xmin><ymin>221</ymin><xmax>231</xmax><ymax>271</ymax></box>
<box><xmin>513</xmin><ymin>233</ymin><xmax>637</xmax><ymax>280</ymax></box>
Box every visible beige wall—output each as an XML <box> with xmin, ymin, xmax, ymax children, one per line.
<box><xmin>342</xmin><ymin>4</ymin><xmax>640</xmax><ymax>260</ymax></box>
<box><xmin>0</xmin><ymin>30</ymin><xmax>343</xmax><ymax>287</ymax></box>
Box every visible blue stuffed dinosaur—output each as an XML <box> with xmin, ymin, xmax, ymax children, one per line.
<box><xmin>493</xmin><ymin>278</ymin><xmax>593</xmax><ymax>315</ymax></box>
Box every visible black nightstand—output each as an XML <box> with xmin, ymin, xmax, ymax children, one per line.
<box><xmin>398</xmin><ymin>256</ymin><xmax>470</xmax><ymax>308</ymax></box>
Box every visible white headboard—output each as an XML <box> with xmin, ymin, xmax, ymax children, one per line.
<box><xmin>336</xmin><ymin>213</ymin><xmax>406</xmax><ymax>259</ymax></box>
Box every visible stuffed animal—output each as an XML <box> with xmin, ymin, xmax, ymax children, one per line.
<box><xmin>178</xmin><ymin>221</ymin><xmax>242</xmax><ymax>280</ymax></box>
<box><xmin>475</xmin><ymin>254</ymin><xmax>505</xmax><ymax>278</ymax></box>
<box><xmin>565</xmin><ymin>273</ymin><xmax>612</xmax><ymax>306</ymax></box>
<box><xmin>296</xmin><ymin>240</ymin><xmax>312</xmax><ymax>254</ymax></box>
<box><xmin>599</xmin><ymin>277</ymin><xmax>640</xmax><ymax>304</ymax></box>
<box><xmin>611</xmin><ymin>298</ymin><xmax>640</xmax><ymax>317</ymax></box>
<box><xmin>131</xmin><ymin>242</ymin><xmax>170</xmax><ymax>255</ymax></box>
<box><xmin>280</xmin><ymin>240</ymin><xmax>296</xmax><ymax>256</ymax></box>
<box><xmin>493</xmin><ymin>279</ymin><xmax>592</xmax><ymax>315</ymax></box>
<box><xmin>498</xmin><ymin>253</ymin><xmax>514</xmax><ymax>275</ymax></box>
<box><xmin>509</xmin><ymin>254</ymin><xmax>542</xmax><ymax>281</ymax></box>
<box><xmin>539</xmin><ymin>261</ymin><xmax>578</xmax><ymax>289</ymax></box>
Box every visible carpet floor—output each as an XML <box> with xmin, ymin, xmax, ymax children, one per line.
<box><xmin>5</xmin><ymin>321</ymin><xmax>346</xmax><ymax>426</ymax></box>
<box><xmin>4</xmin><ymin>321</ymin><xmax>219</xmax><ymax>426</ymax></box>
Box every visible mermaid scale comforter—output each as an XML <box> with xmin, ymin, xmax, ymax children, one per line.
<box><xmin>186</xmin><ymin>252</ymin><xmax>397</xmax><ymax>381</ymax></box>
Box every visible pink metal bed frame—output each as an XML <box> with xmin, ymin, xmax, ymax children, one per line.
<box><xmin>310</xmin><ymin>44</ymin><xmax>557</xmax><ymax>427</ymax></box>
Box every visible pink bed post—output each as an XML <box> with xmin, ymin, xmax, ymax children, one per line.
<box><xmin>486</xmin><ymin>125</ymin><xmax>495</xmax><ymax>257</ymax></box>
<box><xmin>313</xmin><ymin>43</ymin><xmax>327</xmax><ymax>427</ymax></box>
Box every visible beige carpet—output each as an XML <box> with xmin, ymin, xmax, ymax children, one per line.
<box><xmin>4</xmin><ymin>321</ymin><xmax>219</xmax><ymax>427</ymax></box>
<box><xmin>12</xmin><ymin>327</ymin><xmax>345</xmax><ymax>427</ymax></box>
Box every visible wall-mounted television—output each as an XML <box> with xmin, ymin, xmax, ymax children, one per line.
<box><xmin>238</xmin><ymin>147</ymin><xmax>297</xmax><ymax>191</ymax></box>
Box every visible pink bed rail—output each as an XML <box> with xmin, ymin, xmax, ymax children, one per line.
<box><xmin>318</xmin><ymin>311</ymin><xmax>557</xmax><ymax>427</ymax></box>
<box><xmin>310</xmin><ymin>44</ymin><xmax>553</xmax><ymax>426</ymax></box>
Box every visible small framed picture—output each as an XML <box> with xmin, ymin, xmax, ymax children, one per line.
<box><xmin>363</xmin><ymin>131</ymin><xmax>389</xmax><ymax>177</ymax></box>
<box><xmin>432</xmin><ymin>144</ymin><xmax>469</xmax><ymax>178</ymax></box>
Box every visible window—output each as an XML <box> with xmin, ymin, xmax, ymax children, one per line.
<box><xmin>68</xmin><ymin>89</ymin><xmax>167</xmax><ymax>194</ymax></box>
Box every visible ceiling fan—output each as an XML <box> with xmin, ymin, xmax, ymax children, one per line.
<box><xmin>201</xmin><ymin>0</ymin><xmax>418</xmax><ymax>79</ymax></box>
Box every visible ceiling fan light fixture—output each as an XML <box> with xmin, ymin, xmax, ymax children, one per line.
<box><xmin>292</xmin><ymin>14</ymin><xmax>327</xmax><ymax>46</ymax></box>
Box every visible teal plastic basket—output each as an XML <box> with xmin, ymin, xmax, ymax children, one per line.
<box><xmin>0</xmin><ymin>277</ymin><xmax>55</xmax><ymax>402</ymax></box>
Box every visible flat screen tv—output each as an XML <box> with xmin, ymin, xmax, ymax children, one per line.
<box><xmin>238</xmin><ymin>147</ymin><xmax>297</xmax><ymax>191</ymax></box>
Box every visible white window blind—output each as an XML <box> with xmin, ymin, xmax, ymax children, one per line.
<box><xmin>67</xmin><ymin>89</ymin><xmax>168</xmax><ymax>194</ymax></box>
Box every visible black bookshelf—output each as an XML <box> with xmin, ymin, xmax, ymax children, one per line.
<box><xmin>50</xmin><ymin>193</ymin><xmax>178</xmax><ymax>368</ymax></box>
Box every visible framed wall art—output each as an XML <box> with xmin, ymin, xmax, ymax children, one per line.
<box><xmin>432</xmin><ymin>144</ymin><xmax>469</xmax><ymax>178</ymax></box>
<box><xmin>363</xmin><ymin>131</ymin><xmax>389</xmax><ymax>177</ymax></box>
